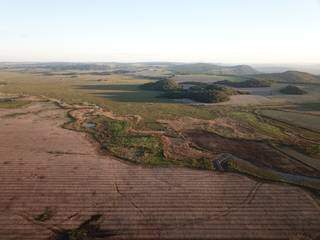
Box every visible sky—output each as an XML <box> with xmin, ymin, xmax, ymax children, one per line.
<box><xmin>0</xmin><ymin>0</ymin><xmax>320</xmax><ymax>63</ymax></box>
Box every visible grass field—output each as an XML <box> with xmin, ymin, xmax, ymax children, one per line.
<box><xmin>0</xmin><ymin>99</ymin><xmax>30</xmax><ymax>109</ymax></box>
<box><xmin>260</xmin><ymin>109</ymin><xmax>320</xmax><ymax>132</ymax></box>
<box><xmin>0</xmin><ymin>71</ymin><xmax>220</xmax><ymax>123</ymax></box>
<box><xmin>173</xmin><ymin>74</ymin><xmax>247</xmax><ymax>83</ymax></box>
<box><xmin>1</xmin><ymin>70</ymin><xmax>319</xmax><ymax>189</ymax></box>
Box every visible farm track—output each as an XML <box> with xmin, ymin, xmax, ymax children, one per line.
<box><xmin>0</xmin><ymin>101</ymin><xmax>320</xmax><ymax>239</ymax></box>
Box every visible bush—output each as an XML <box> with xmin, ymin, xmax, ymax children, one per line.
<box><xmin>161</xmin><ymin>86</ymin><xmax>234</xmax><ymax>103</ymax></box>
<box><xmin>216</xmin><ymin>79</ymin><xmax>272</xmax><ymax>88</ymax></box>
<box><xmin>141</xmin><ymin>79</ymin><xmax>182</xmax><ymax>91</ymax></box>
<box><xmin>145</xmin><ymin>80</ymin><xmax>243</xmax><ymax>103</ymax></box>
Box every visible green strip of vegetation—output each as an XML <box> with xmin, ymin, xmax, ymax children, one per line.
<box><xmin>229</xmin><ymin>111</ymin><xmax>286</xmax><ymax>140</ymax></box>
<box><xmin>0</xmin><ymin>100</ymin><xmax>30</xmax><ymax>109</ymax></box>
<box><xmin>86</xmin><ymin>116</ymin><xmax>166</xmax><ymax>166</ymax></box>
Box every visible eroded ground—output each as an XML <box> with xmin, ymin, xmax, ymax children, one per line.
<box><xmin>0</xmin><ymin>99</ymin><xmax>320</xmax><ymax>239</ymax></box>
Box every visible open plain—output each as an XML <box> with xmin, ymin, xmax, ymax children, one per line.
<box><xmin>2</xmin><ymin>1</ymin><xmax>320</xmax><ymax>239</ymax></box>
<box><xmin>0</xmin><ymin>97</ymin><xmax>319</xmax><ymax>239</ymax></box>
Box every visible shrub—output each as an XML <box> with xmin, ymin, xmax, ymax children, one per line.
<box><xmin>216</xmin><ymin>79</ymin><xmax>272</xmax><ymax>88</ymax></box>
<box><xmin>141</xmin><ymin>79</ymin><xmax>182</xmax><ymax>91</ymax></box>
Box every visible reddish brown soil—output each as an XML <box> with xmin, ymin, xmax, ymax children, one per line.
<box><xmin>0</xmin><ymin>102</ymin><xmax>319</xmax><ymax>239</ymax></box>
<box><xmin>186</xmin><ymin>130</ymin><xmax>320</xmax><ymax>177</ymax></box>
<box><xmin>161</xmin><ymin>135</ymin><xmax>213</xmax><ymax>162</ymax></box>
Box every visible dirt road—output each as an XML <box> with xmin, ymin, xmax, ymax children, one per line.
<box><xmin>0</xmin><ymin>101</ymin><xmax>319</xmax><ymax>239</ymax></box>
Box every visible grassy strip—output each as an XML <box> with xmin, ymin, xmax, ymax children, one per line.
<box><xmin>0</xmin><ymin>100</ymin><xmax>30</xmax><ymax>109</ymax></box>
<box><xmin>229</xmin><ymin>111</ymin><xmax>287</xmax><ymax>140</ymax></box>
<box><xmin>225</xmin><ymin>156</ymin><xmax>320</xmax><ymax>191</ymax></box>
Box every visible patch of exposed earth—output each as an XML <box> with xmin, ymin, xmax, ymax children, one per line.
<box><xmin>0</xmin><ymin>98</ymin><xmax>320</xmax><ymax>239</ymax></box>
<box><xmin>185</xmin><ymin>130</ymin><xmax>319</xmax><ymax>177</ymax></box>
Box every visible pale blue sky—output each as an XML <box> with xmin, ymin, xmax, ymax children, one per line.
<box><xmin>1</xmin><ymin>0</ymin><xmax>320</xmax><ymax>63</ymax></box>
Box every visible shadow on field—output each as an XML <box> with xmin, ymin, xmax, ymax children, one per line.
<box><xmin>52</xmin><ymin>214</ymin><xmax>117</xmax><ymax>240</ymax></box>
<box><xmin>76</xmin><ymin>84</ymin><xmax>175</xmax><ymax>103</ymax></box>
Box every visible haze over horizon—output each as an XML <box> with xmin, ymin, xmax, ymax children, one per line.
<box><xmin>1</xmin><ymin>0</ymin><xmax>320</xmax><ymax>63</ymax></box>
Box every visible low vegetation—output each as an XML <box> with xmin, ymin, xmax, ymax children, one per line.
<box><xmin>253</xmin><ymin>71</ymin><xmax>320</xmax><ymax>84</ymax></box>
<box><xmin>140</xmin><ymin>79</ymin><xmax>182</xmax><ymax>91</ymax></box>
<box><xmin>161</xmin><ymin>84</ymin><xmax>242</xmax><ymax>103</ymax></box>
<box><xmin>169</xmin><ymin>63</ymin><xmax>258</xmax><ymax>75</ymax></box>
<box><xmin>1</xmin><ymin>69</ymin><xmax>319</xmax><ymax>190</ymax></box>
<box><xmin>74</xmin><ymin>114</ymin><xmax>214</xmax><ymax>169</ymax></box>
<box><xmin>84</xmin><ymin>115</ymin><xmax>165</xmax><ymax>166</ymax></box>
<box><xmin>214</xmin><ymin>154</ymin><xmax>320</xmax><ymax>191</ymax></box>
<box><xmin>229</xmin><ymin>111</ymin><xmax>286</xmax><ymax>140</ymax></box>
<box><xmin>260</xmin><ymin>109</ymin><xmax>320</xmax><ymax>132</ymax></box>
<box><xmin>0</xmin><ymin>99</ymin><xmax>30</xmax><ymax>109</ymax></box>
<box><xmin>280</xmin><ymin>85</ymin><xmax>307</xmax><ymax>95</ymax></box>
<box><xmin>142</xmin><ymin>79</ymin><xmax>247</xmax><ymax>103</ymax></box>
<box><xmin>216</xmin><ymin>79</ymin><xmax>272</xmax><ymax>88</ymax></box>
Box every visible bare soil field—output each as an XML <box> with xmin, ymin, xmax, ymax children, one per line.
<box><xmin>1</xmin><ymin>100</ymin><xmax>320</xmax><ymax>239</ymax></box>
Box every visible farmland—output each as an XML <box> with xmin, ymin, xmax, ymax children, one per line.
<box><xmin>0</xmin><ymin>65</ymin><xmax>320</xmax><ymax>239</ymax></box>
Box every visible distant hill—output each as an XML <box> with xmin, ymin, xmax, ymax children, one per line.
<box><xmin>169</xmin><ymin>63</ymin><xmax>259</xmax><ymax>75</ymax></box>
<box><xmin>252</xmin><ymin>64</ymin><xmax>320</xmax><ymax>75</ymax></box>
<box><xmin>253</xmin><ymin>71</ymin><xmax>320</xmax><ymax>84</ymax></box>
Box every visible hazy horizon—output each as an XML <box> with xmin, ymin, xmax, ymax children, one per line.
<box><xmin>1</xmin><ymin>0</ymin><xmax>320</xmax><ymax>63</ymax></box>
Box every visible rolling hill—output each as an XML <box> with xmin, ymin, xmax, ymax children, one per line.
<box><xmin>169</xmin><ymin>63</ymin><xmax>259</xmax><ymax>75</ymax></box>
<box><xmin>253</xmin><ymin>71</ymin><xmax>320</xmax><ymax>84</ymax></box>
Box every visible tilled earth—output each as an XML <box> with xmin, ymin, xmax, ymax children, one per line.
<box><xmin>0</xmin><ymin>101</ymin><xmax>319</xmax><ymax>239</ymax></box>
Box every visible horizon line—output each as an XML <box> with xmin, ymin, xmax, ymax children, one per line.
<box><xmin>1</xmin><ymin>61</ymin><xmax>319</xmax><ymax>66</ymax></box>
